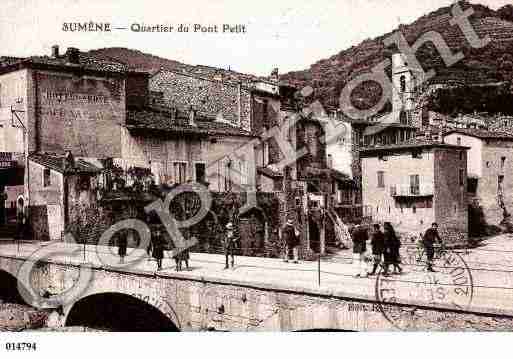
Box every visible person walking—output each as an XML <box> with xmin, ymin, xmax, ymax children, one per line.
<box><xmin>148</xmin><ymin>228</ymin><xmax>165</xmax><ymax>271</ymax></box>
<box><xmin>384</xmin><ymin>222</ymin><xmax>402</xmax><ymax>274</ymax></box>
<box><xmin>117</xmin><ymin>230</ymin><xmax>128</xmax><ymax>264</ymax></box>
<box><xmin>282</xmin><ymin>218</ymin><xmax>300</xmax><ymax>264</ymax></box>
<box><xmin>422</xmin><ymin>222</ymin><xmax>442</xmax><ymax>272</ymax></box>
<box><xmin>351</xmin><ymin>221</ymin><xmax>368</xmax><ymax>278</ymax></box>
<box><xmin>368</xmin><ymin>223</ymin><xmax>384</xmax><ymax>276</ymax></box>
<box><xmin>224</xmin><ymin>222</ymin><xmax>238</xmax><ymax>269</ymax></box>
<box><xmin>173</xmin><ymin>247</ymin><xmax>190</xmax><ymax>271</ymax></box>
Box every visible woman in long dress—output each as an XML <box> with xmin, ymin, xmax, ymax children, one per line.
<box><xmin>384</xmin><ymin>222</ymin><xmax>402</xmax><ymax>274</ymax></box>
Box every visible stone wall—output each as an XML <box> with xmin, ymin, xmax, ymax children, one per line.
<box><xmin>433</xmin><ymin>148</ymin><xmax>468</xmax><ymax>243</ymax></box>
<box><xmin>479</xmin><ymin>140</ymin><xmax>513</xmax><ymax>226</ymax></box>
<box><xmin>150</xmin><ymin>71</ymin><xmax>252</xmax><ymax>132</ymax></box>
<box><xmin>3</xmin><ymin>256</ymin><xmax>513</xmax><ymax>331</ymax></box>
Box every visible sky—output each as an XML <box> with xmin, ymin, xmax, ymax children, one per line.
<box><xmin>0</xmin><ymin>0</ymin><xmax>511</xmax><ymax>76</ymax></box>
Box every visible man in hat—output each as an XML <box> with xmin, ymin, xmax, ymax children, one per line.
<box><xmin>281</xmin><ymin>218</ymin><xmax>300</xmax><ymax>264</ymax></box>
<box><xmin>224</xmin><ymin>222</ymin><xmax>238</xmax><ymax>269</ymax></box>
<box><xmin>422</xmin><ymin>222</ymin><xmax>443</xmax><ymax>272</ymax></box>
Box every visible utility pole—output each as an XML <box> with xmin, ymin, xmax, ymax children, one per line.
<box><xmin>11</xmin><ymin>105</ymin><xmax>29</xmax><ymax>247</ymax></box>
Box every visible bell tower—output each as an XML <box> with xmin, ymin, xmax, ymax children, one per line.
<box><xmin>392</xmin><ymin>53</ymin><xmax>418</xmax><ymax>124</ymax></box>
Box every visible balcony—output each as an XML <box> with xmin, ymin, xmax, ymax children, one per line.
<box><xmin>390</xmin><ymin>184</ymin><xmax>434</xmax><ymax>198</ymax></box>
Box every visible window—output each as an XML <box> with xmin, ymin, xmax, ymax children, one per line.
<box><xmin>501</xmin><ymin>157</ymin><xmax>506</xmax><ymax>169</ymax></box>
<box><xmin>412</xmin><ymin>149</ymin><xmax>422</xmax><ymax>159</ymax></box>
<box><xmin>457</xmin><ymin>137</ymin><xmax>461</xmax><ymax>146</ymax></box>
<box><xmin>498</xmin><ymin>175</ymin><xmax>504</xmax><ymax>194</ymax></box>
<box><xmin>400</xmin><ymin>75</ymin><xmax>406</xmax><ymax>93</ymax></box>
<box><xmin>43</xmin><ymin>168</ymin><xmax>51</xmax><ymax>187</ymax></box>
<box><xmin>195</xmin><ymin>163</ymin><xmax>206</xmax><ymax>183</ymax></box>
<box><xmin>224</xmin><ymin>161</ymin><xmax>232</xmax><ymax>191</ymax></box>
<box><xmin>410</xmin><ymin>174</ymin><xmax>420</xmax><ymax>195</ymax></box>
<box><xmin>239</xmin><ymin>157</ymin><xmax>248</xmax><ymax>185</ymax></box>
<box><xmin>459</xmin><ymin>169</ymin><xmax>465</xmax><ymax>186</ymax></box>
<box><xmin>459</xmin><ymin>151</ymin><xmax>464</xmax><ymax>161</ymax></box>
<box><xmin>173</xmin><ymin>162</ymin><xmax>187</xmax><ymax>184</ymax></box>
<box><xmin>377</xmin><ymin>171</ymin><xmax>385</xmax><ymax>188</ymax></box>
<box><xmin>412</xmin><ymin>205</ymin><xmax>416</xmax><ymax>214</ymax></box>
<box><xmin>263</xmin><ymin>141</ymin><xmax>269</xmax><ymax>166</ymax></box>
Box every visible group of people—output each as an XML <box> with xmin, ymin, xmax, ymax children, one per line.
<box><xmin>351</xmin><ymin>221</ymin><xmax>443</xmax><ymax>277</ymax></box>
<box><xmin>351</xmin><ymin>221</ymin><xmax>402</xmax><ymax>278</ymax></box>
<box><xmin>118</xmin><ymin>222</ymin><xmax>240</xmax><ymax>272</ymax></box>
<box><xmin>116</xmin><ymin>218</ymin><xmax>301</xmax><ymax>272</ymax></box>
<box><xmin>115</xmin><ymin>215</ymin><xmax>443</xmax><ymax>275</ymax></box>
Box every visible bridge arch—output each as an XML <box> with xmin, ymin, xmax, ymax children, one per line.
<box><xmin>65</xmin><ymin>292</ymin><xmax>180</xmax><ymax>332</ymax></box>
<box><xmin>0</xmin><ymin>269</ymin><xmax>31</xmax><ymax>304</ymax></box>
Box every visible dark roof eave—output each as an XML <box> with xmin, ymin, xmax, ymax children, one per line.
<box><xmin>124</xmin><ymin>124</ymin><xmax>256</xmax><ymax>138</ymax></box>
<box><xmin>444</xmin><ymin>130</ymin><xmax>513</xmax><ymax>141</ymax></box>
<box><xmin>0</xmin><ymin>58</ymin><xmax>131</xmax><ymax>77</ymax></box>
<box><xmin>360</xmin><ymin>143</ymin><xmax>470</xmax><ymax>155</ymax></box>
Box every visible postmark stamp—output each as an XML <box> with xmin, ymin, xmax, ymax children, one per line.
<box><xmin>375</xmin><ymin>248</ymin><xmax>474</xmax><ymax>330</ymax></box>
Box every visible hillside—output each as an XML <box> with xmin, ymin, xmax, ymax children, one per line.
<box><xmin>86</xmin><ymin>47</ymin><xmax>260</xmax><ymax>84</ymax></box>
<box><xmin>280</xmin><ymin>1</ymin><xmax>513</xmax><ymax>112</ymax></box>
<box><xmin>86</xmin><ymin>47</ymin><xmax>189</xmax><ymax>74</ymax></box>
<box><xmin>87</xmin><ymin>2</ymin><xmax>513</xmax><ymax>115</ymax></box>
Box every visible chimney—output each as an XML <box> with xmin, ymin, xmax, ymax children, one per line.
<box><xmin>66</xmin><ymin>47</ymin><xmax>80</xmax><ymax>64</ymax></box>
<box><xmin>188</xmin><ymin>105</ymin><xmax>197</xmax><ymax>127</ymax></box>
<box><xmin>51</xmin><ymin>45</ymin><xmax>59</xmax><ymax>58</ymax></box>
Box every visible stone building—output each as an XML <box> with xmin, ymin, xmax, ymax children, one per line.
<box><xmin>27</xmin><ymin>152</ymin><xmax>101</xmax><ymax>241</ymax></box>
<box><xmin>360</xmin><ymin>140</ymin><xmax>469</xmax><ymax>241</ymax></box>
<box><xmin>444</xmin><ymin>129</ymin><xmax>513</xmax><ymax>227</ymax></box>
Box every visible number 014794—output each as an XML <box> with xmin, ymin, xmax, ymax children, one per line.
<box><xmin>5</xmin><ymin>342</ymin><xmax>37</xmax><ymax>351</ymax></box>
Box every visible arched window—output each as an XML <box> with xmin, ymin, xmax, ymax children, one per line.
<box><xmin>400</xmin><ymin>75</ymin><xmax>406</xmax><ymax>93</ymax></box>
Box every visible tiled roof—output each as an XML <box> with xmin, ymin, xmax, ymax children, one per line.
<box><xmin>29</xmin><ymin>153</ymin><xmax>101</xmax><ymax>174</ymax></box>
<box><xmin>126</xmin><ymin>107</ymin><xmax>255</xmax><ymax>137</ymax></box>
<box><xmin>28</xmin><ymin>52</ymin><xmax>129</xmax><ymax>73</ymax></box>
<box><xmin>444</xmin><ymin>128</ymin><xmax>513</xmax><ymax>141</ymax></box>
<box><xmin>360</xmin><ymin>139</ymin><xmax>469</xmax><ymax>154</ymax></box>
<box><xmin>0</xmin><ymin>51</ymin><xmax>138</xmax><ymax>75</ymax></box>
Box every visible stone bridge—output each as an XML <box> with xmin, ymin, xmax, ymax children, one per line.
<box><xmin>1</xmin><ymin>242</ymin><xmax>513</xmax><ymax>331</ymax></box>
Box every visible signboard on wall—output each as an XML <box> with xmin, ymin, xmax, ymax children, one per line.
<box><xmin>36</xmin><ymin>71</ymin><xmax>125</xmax><ymax>158</ymax></box>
